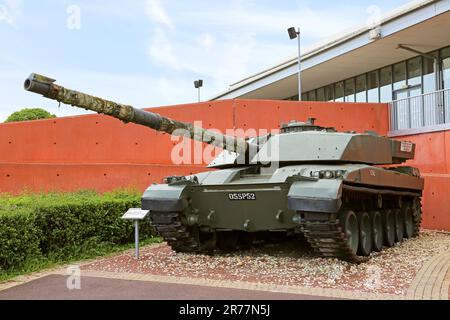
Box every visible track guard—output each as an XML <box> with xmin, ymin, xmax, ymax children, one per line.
<box><xmin>287</xmin><ymin>180</ymin><xmax>343</xmax><ymax>213</ymax></box>
<box><xmin>141</xmin><ymin>184</ymin><xmax>189</xmax><ymax>212</ymax></box>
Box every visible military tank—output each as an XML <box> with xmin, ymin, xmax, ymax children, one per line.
<box><xmin>24</xmin><ymin>73</ymin><xmax>424</xmax><ymax>263</ymax></box>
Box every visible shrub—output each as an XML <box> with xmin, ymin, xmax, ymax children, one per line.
<box><xmin>0</xmin><ymin>209</ymin><xmax>40</xmax><ymax>270</ymax></box>
<box><xmin>5</xmin><ymin>108</ymin><xmax>56</xmax><ymax>123</ymax></box>
<box><xmin>0</xmin><ymin>190</ymin><xmax>156</xmax><ymax>271</ymax></box>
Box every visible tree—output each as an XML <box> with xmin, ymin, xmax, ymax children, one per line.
<box><xmin>5</xmin><ymin>108</ymin><xmax>56</xmax><ymax>123</ymax></box>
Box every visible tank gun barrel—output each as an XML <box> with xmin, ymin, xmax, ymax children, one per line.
<box><xmin>24</xmin><ymin>73</ymin><xmax>252</xmax><ymax>154</ymax></box>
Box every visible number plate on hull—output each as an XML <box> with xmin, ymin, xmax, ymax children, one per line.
<box><xmin>228</xmin><ymin>192</ymin><xmax>257</xmax><ymax>201</ymax></box>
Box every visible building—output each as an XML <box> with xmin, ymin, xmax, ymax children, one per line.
<box><xmin>211</xmin><ymin>0</ymin><xmax>450</xmax><ymax>134</ymax></box>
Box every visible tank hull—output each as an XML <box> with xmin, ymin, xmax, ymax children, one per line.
<box><xmin>142</xmin><ymin>163</ymin><xmax>424</xmax><ymax>262</ymax></box>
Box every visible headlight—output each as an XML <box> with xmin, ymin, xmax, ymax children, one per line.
<box><xmin>311</xmin><ymin>171</ymin><xmax>320</xmax><ymax>178</ymax></box>
<box><xmin>310</xmin><ymin>170</ymin><xmax>346</xmax><ymax>179</ymax></box>
<box><xmin>322</xmin><ymin>170</ymin><xmax>334</xmax><ymax>179</ymax></box>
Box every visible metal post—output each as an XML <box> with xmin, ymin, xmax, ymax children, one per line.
<box><xmin>198</xmin><ymin>87</ymin><xmax>201</xmax><ymax>103</ymax></box>
<box><xmin>134</xmin><ymin>220</ymin><xmax>139</xmax><ymax>260</ymax></box>
<box><xmin>297</xmin><ymin>27</ymin><xmax>302</xmax><ymax>101</ymax></box>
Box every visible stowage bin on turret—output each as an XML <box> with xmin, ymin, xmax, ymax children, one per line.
<box><xmin>25</xmin><ymin>73</ymin><xmax>424</xmax><ymax>263</ymax></box>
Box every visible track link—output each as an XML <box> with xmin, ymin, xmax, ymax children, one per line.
<box><xmin>150</xmin><ymin>211</ymin><xmax>202</xmax><ymax>253</ymax></box>
<box><xmin>300</xmin><ymin>220</ymin><xmax>368</xmax><ymax>263</ymax></box>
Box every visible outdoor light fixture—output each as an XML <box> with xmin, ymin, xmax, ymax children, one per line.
<box><xmin>194</xmin><ymin>79</ymin><xmax>203</xmax><ymax>102</ymax></box>
<box><xmin>287</xmin><ymin>27</ymin><xmax>298</xmax><ymax>40</ymax></box>
<box><xmin>194</xmin><ymin>80</ymin><xmax>203</xmax><ymax>89</ymax></box>
<box><xmin>288</xmin><ymin>27</ymin><xmax>302</xmax><ymax>101</ymax></box>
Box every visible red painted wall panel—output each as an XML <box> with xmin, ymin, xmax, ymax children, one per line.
<box><xmin>0</xmin><ymin>100</ymin><xmax>234</xmax><ymax>165</ymax></box>
<box><xmin>234</xmin><ymin>100</ymin><xmax>389</xmax><ymax>135</ymax></box>
<box><xmin>0</xmin><ymin>164</ymin><xmax>206</xmax><ymax>194</ymax></box>
<box><xmin>420</xmin><ymin>174</ymin><xmax>450</xmax><ymax>231</ymax></box>
<box><xmin>398</xmin><ymin>132</ymin><xmax>449</xmax><ymax>174</ymax></box>
<box><xmin>393</xmin><ymin>131</ymin><xmax>450</xmax><ymax>231</ymax></box>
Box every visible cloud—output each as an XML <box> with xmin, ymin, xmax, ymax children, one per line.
<box><xmin>142</xmin><ymin>0</ymin><xmax>410</xmax><ymax>97</ymax></box>
<box><xmin>196</xmin><ymin>33</ymin><xmax>215</xmax><ymax>50</ymax></box>
<box><xmin>145</xmin><ymin>0</ymin><xmax>173</xmax><ymax>29</ymax></box>
<box><xmin>147</xmin><ymin>27</ymin><xmax>181</xmax><ymax>70</ymax></box>
<box><xmin>0</xmin><ymin>0</ymin><xmax>22</xmax><ymax>27</ymax></box>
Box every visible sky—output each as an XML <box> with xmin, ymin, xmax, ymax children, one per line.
<box><xmin>0</xmin><ymin>0</ymin><xmax>413</xmax><ymax>121</ymax></box>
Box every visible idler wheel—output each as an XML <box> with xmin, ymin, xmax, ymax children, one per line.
<box><xmin>339</xmin><ymin>210</ymin><xmax>359</xmax><ymax>255</ymax></box>
<box><xmin>371</xmin><ymin>211</ymin><xmax>384</xmax><ymax>252</ymax></box>
<box><xmin>383</xmin><ymin>209</ymin><xmax>396</xmax><ymax>247</ymax></box>
<box><xmin>403</xmin><ymin>207</ymin><xmax>414</xmax><ymax>239</ymax></box>
<box><xmin>394</xmin><ymin>209</ymin><xmax>404</xmax><ymax>243</ymax></box>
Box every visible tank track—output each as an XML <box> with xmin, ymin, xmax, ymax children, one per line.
<box><xmin>300</xmin><ymin>195</ymin><xmax>422</xmax><ymax>263</ymax></box>
<box><xmin>150</xmin><ymin>211</ymin><xmax>202</xmax><ymax>253</ymax></box>
<box><xmin>300</xmin><ymin>220</ymin><xmax>368</xmax><ymax>263</ymax></box>
<box><xmin>412</xmin><ymin>197</ymin><xmax>422</xmax><ymax>237</ymax></box>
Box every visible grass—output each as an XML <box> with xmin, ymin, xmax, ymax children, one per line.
<box><xmin>0</xmin><ymin>236</ymin><xmax>162</xmax><ymax>282</ymax></box>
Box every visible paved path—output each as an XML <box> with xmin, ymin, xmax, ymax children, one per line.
<box><xmin>406</xmin><ymin>252</ymin><xmax>450</xmax><ymax>300</ymax></box>
<box><xmin>0</xmin><ymin>275</ymin><xmax>332</xmax><ymax>300</ymax></box>
<box><xmin>0</xmin><ymin>248</ymin><xmax>448</xmax><ymax>300</ymax></box>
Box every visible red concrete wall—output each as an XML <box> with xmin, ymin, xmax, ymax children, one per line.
<box><xmin>9</xmin><ymin>99</ymin><xmax>448</xmax><ymax>231</ymax></box>
<box><xmin>396</xmin><ymin>131</ymin><xmax>450</xmax><ymax>231</ymax></box>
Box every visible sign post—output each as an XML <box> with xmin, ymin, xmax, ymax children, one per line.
<box><xmin>122</xmin><ymin>208</ymin><xmax>150</xmax><ymax>260</ymax></box>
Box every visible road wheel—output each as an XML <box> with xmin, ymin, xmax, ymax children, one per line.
<box><xmin>394</xmin><ymin>209</ymin><xmax>404</xmax><ymax>243</ymax></box>
<box><xmin>383</xmin><ymin>209</ymin><xmax>396</xmax><ymax>247</ymax></box>
<box><xmin>339</xmin><ymin>210</ymin><xmax>359</xmax><ymax>255</ymax></box>
<box><xmin>404</xmin><ymin>207</ymin><xmax>414</xmax><ymax>239</ymax></box>
<box><xmin>357</xmin><ymin>212</ymin><xmax>372</xmax><ymax>256</ymax></box>
<box><xmin>371</xmin><ymin>211</ymin><xmax>383</xmax><ymax>252</ymax></box>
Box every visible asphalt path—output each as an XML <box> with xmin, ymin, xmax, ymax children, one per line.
<box><xmin>0</xmin><ymin>275</ymin><xmax>336</xmax><ymax>300</ymax></box>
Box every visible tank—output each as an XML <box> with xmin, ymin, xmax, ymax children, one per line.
<box><xmin>24</xmin><ymin>73</ymin><xmax>424</xmax><ymax>263</ymax></box>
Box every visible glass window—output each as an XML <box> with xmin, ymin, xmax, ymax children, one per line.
<box><xmin>344</xmin><ymin>78</ymin><xmax>355</xmax><ymax>102</ymax></box>
<box><xmin>316</xmin><ymin>87</ymin><xmax>326</xmax><ymax>101</ymax></box>
<box><xmin>367</xmin><ymin>70</ymin><xmax>379</xmax><ymax>102</ymax></box>
<box><xmin>308</xmin><ymin>90</ymin><xmax>316</xmax><ymax>101</ymax></box>
<box><xmin>393</xmin><ymin>62</ymin><xmax>407</xmax><ymax>90</ymax></box>
<box><xmin>334</xmin><ymin>82</ymin><xmax>344</xmax><ymax>102</ymax></box>
<box><xmin>408</xmin><ymin>57</ymin><xmax>422</xmax><ymax>87</ymax></box>
<box><xmin>380</xmin><ymin>66</ymin><xmax>392</xmax><ymax>102</ymax></box>
<box><xmin>325</xmin><ymin>84</ymin><xmax>334</xmax><ymax>101</ymax></box>
<box><xmin>301</xmin><ymin>93</ymin><xmax>307</xmax><ymax>101</ymax></box>
<box><xmin>355</xmin><ymin>75</ymin><xmax>366</xmax><ymax>102</ymax></box>
<box><xmin>423</xmin><ymin>53</ymin><xmax>437</xmax><ymax>93</ymax></box>
<box><xmin>442</xmin><ymin>47</ymin><xmax>450</xmax><ymax>89</ymax></box>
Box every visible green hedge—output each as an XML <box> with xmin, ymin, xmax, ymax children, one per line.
<box><xmin>0</xmin><ymin>190</ymin><xmax>156</xmax><ymax>271</ymax></box>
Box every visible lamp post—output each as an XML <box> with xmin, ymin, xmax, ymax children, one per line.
<box><xmin>194</xmin><ymin>80</ymin><xmax>203</xmax><ymax>102</ymax></box>
<box><xmin>288</xmin><ymin>27</ymin><xmax>302</xmax><ymax>101</ymax></box>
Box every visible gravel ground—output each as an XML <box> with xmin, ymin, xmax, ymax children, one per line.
<box><xmin>82</xmin><ymin>231</ymin><xmax>450</xmax><ymax>295</ymax></box>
